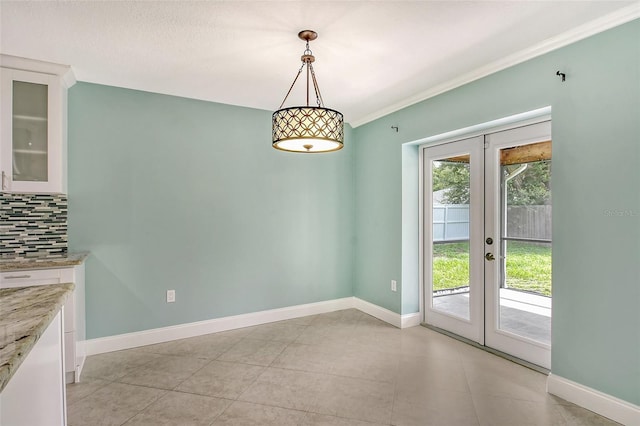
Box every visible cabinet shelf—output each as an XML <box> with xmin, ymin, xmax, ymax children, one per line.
<box><xmin>13</xmin><ymin>114</ymin><xmax>47</xmax><ymax>122</ymax></box>
<box><xmin>14</xmin><ymin>149</ymin><xmax>47</xmax><ymax>155</ymax></box>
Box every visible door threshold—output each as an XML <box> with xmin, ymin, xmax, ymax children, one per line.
<box><xmin>421</xmin><ymin>323</ymin><xmax>550</xmax><ymax>375</ymax></box>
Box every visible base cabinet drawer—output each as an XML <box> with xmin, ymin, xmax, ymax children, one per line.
<box><xmin>0</xmin><ymin>269</ymin><xmax>64</xmax><ymax>286</ymax></box>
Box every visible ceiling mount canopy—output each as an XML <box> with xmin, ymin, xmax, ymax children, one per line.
<box><xmin>272</xmin><ymin>30</ymin><xmax>344</xmax><ymax>153</ymax></box>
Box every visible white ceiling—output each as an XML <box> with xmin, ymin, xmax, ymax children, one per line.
<box><xmin>1</xmin><ymin>1</ymin><xmax>638</xmax><ymax>127</ymax></box>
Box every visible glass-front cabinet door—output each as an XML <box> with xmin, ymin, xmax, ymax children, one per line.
<box><xmin>1</xmin><ymin>68</ymin><xmax>63</xmax><ymax>193</ymax></box>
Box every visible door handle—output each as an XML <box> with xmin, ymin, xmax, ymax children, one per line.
<box><xmin>485</xmin><ymin>252</ymin><xmax>495</xmax><ymax>261</ymax></box>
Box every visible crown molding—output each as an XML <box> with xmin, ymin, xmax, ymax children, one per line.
<box><xmin>0</xmin><ymin>54</ymin><xmax>76</xmax><ymax>88</ymax></box>
<box><xmin>350</xmin><ymin>2</ymin><xmax>640</xmax><ymax>128</ymax></box>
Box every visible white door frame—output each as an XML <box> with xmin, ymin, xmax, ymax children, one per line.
<box><xmin>419</xmin><ymin>117</ymin><xmax>552</xmax><ymax>368</ymax></box>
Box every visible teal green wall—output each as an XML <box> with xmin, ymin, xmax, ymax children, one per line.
<box><xmin>68</xmin><ymin>20</ymin><xmax>638</xmax><ymax>406</ymax></box>
<box><xmin>68</xmin><ymin>84</ymin><xmax>355</xmax><ymax>339</ymax></box>
<box><xmin>354</xmin><ymin>20</ymin><xmax>639</xmax><ymax>405</ymax></box>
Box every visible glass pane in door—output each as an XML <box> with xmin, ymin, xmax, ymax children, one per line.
<box><xmin>498</xmin><ymin>144</ymin><xmax>552</xmax><ymax>344</ymax></box>
<box><xmin>431</xmin><ymin>157</ymin><xmax>471</xmax><ymax>320</ymax></box>
<box><xmin>12</xmin><ymin>81</ymin><xmax>48</xmax><ymax>182</ymax></box>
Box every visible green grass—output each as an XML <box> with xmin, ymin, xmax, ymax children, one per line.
<box><xmin>432</xmin><ymin>241</ymin><xmax>552</xmax><ymax>296</ymax></box>
<box><xmin>432</xmin><ymin>242</ymin><xmax>471</xmax><ymax>291</ymax></box>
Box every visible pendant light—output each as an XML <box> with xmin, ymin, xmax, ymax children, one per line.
<box><xmin>272</xmin><ymin>30</ymin><xmax>344</xmax><ymax>153</ymax></box>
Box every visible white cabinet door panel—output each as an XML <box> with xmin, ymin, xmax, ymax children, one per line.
<box><xmin>0</xmin><ymin>311</ymin><xmax>66</xmax><ymax>426</ymax></box>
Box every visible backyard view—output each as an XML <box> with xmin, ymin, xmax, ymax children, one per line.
<box><xmin>432</xmin><ymin>241</ymin><xmax>552</xmax><ymax>296</ymax></box>
<box><xmin>432</xmin><ymin>157</ymin><xmax>552</xmax><ymax>297</ymax></box>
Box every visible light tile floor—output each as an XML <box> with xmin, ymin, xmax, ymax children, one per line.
<box><xmin>67</xmin><ymin>309</ymin><xmax>619</xmax><ymax>426</ymax></box>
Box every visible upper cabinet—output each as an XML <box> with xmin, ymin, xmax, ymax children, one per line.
<box><xmin>1</xmin><ymin>55</ymin><xmax>75</xmax><ymax>194</ymax></box>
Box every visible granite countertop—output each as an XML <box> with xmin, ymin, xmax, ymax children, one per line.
<box><xmin>0</xmin><ymin>283</ymin><xmax>74</xmax><ymax>393</ymax></box>
<box><xmin>0</xmin><ymin>252</ymin><xmax>89</xmax><ymax>272</ymax></box>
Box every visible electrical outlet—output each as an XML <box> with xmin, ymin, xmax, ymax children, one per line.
<box><xmin>391</xmin><ymin>280</ymin><xmax>397</xmax><ymax>292</ymax></box>
<box><xmin>166</xmin><ymin>289</ymin><xmax>176</xmax><ymax>303</ymax></box>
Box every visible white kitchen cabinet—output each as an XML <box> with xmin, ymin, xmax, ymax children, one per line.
<box><xmin>0</xmin><ymin>55</ymin><xmax>75</xmax><ymax>194</ymax></box>
<box><xmin>0</xmin><ymin>264</ymin><xmax>85</xmax><ymax>384</ymax></box>
<box><xmin>0</xmin><ymin>310</ymin><xmax>66</xmax><ymax>426</ymax></box>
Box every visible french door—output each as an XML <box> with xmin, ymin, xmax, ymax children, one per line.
<box><xmin>423</xmin><ymin>121</ymin><xmax>552</xmax><ymax>368</ymax></box>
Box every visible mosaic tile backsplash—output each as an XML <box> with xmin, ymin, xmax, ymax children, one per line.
<box><xmin>0</xmin><ymin>193</ymin><xmax>68</xmax><ymax>259</ymax></box>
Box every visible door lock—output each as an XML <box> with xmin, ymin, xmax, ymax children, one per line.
<box><xmin>486</xmin><ymin>237</ymin><xmax>493</xmax><ymax>245</ymax></box>
<box><xmin>485</xmin><ymin>252</ymin><xmax>495</xmax><ymax>261</ymax></box>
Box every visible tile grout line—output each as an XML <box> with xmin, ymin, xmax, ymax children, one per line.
<box><xmin>457</xmin><ymin>345</ymin><xmax>484</xmax><ymax>426</ymax></box>
<box><xmin>231</xmin><ymin>322</ymin><xmax>312</xmax><ymax>416</ymax></box>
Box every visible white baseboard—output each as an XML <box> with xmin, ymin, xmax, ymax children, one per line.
<box><xmin>401</xmin><ymin>312</ymin><xmax>422</xmax><ymax>328</ymax></box>
<box><xmin>85</xmin><ymin>297</ymin><xmax>354</xmax><ymax>355</ymax></box>
<box><xmin>547</xmin><ymin>373</ymin><xmax>640</xmax><ymax>426</ymax></box>
<box><xmin>85</xmin><ymin>297</ymin><xmax>420</xmax><ymax>356</ymax></box>
<box><xmin>352</xmin><ymin>297</ymin><xmax>420</xmax><ymax>329</ymax></box>
<box><xmin>353</xmin><ymin>297</ymin><xmax>402</xmax><ymax>327</ymax></box>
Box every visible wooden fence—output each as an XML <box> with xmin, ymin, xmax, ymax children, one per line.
<box><xmin>506</xmin><ymin>205</ymin><xmax>552</xmax><ymax>240</ymax></box>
